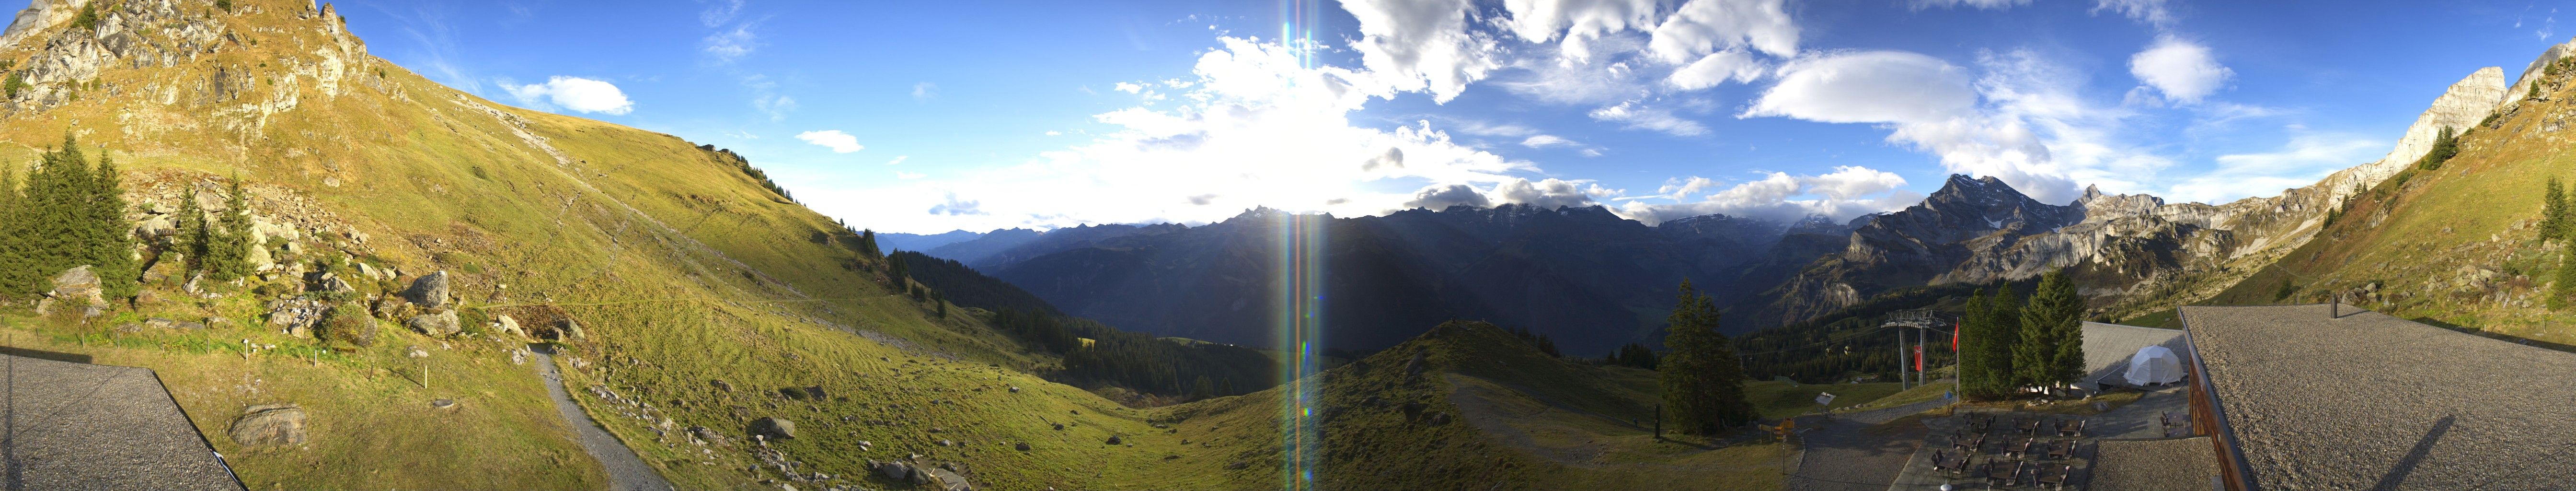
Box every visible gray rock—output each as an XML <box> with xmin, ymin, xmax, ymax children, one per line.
<box><xmin>711</xmin><ymin>379</ymin><xmax>735</xmax><ymax>392</ymax></box>
<box><xmin>430</xmin><ymin>398</ymin><xmax>457</xmax><ymax>409</ymax></box>
<box><xmin>1105</xmin><ymin>435</ymin><xmax>1122</xmax><ymax>445</ymax></box>
<box><xmin>1014</xmin><ymin>442</ymin><xmax>1030</xmax><ymax>451</ymax></box>
<box><xmin>749</xmin><ymin>417</ymin><xmax>796</xmax><ymax>440</ymax></box>
<box><xmin>229</xmin><ymin>403</ymin><xmax>308</xmax><ymax>446</ymax></box>
<box><xmin>45</xmin><ymin>266</ymin><xmax>105</xmax><ymax>315</ymax></box>
<box><xmin>405</xmin><ymin>346</ymin><xmax>429</xmax><ymax>358</ymax></box>
<box><xmin>405</xmin><ymin>309</ymin><xmax>460</xmax><ymax>337</ymax></box>
<box><xmin>873</xmin><ymin>460</ymin><xmax>914</xmax><ymax>481</ymax></box>
<box><xmin>493</xmin><ymin>315</ymin><xmax>525</xmax><ymax>338</ymax></box>
<box><xmin>918</xmin><ymin>466</ymin><xmax>969</xmax><ymax>491</ymax></box>
<box><xmin>144</xmin><ymin>317</ymin><xmax>174</xmax><ymax>329</ymax></box>
<box><xmin>244</xmin><ymin>243</ymin><xmax>275</xmax><ymax>272</ymax></box>
<box><xmin>133</xmin><ymin>215</ymin><xmax>175</xmax><ymax>238</ymax></box>
<box><xmin>688</xmin><ymin>426</ymin><xmax>729</xmax><ymax>446</ymax></box>
<box><xmin>405</xmin><ymin>270</ymin><xmax>452</xmax><ymax>310</ymax></box>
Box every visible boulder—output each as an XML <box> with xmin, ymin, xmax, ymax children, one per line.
<box><xmin>873</xmin><ymin>460</ymin><xmax>914</xmax><ymax>481</ymax></box>
<box><xmin>45</xmin><ymin>266</ymin><xmax>105</xmax><ymax>314</ymax></box>
<box><xmin>749</xmin><ymin>417</ymin><xmax>796</xmax><ymax>440</ymax></box>
<box><xmin>133</xmin><ymin>215</ymin><xmax>175</xmax><ymax>238</ymax></box>
<box><xmin>229</xmin><ymin>403</ymin><xmax>308</xmax><ymax>446</ymax></box>
<box><xmin>405</xmin><ymin>309</ymin><xmax>460</xmax><ymax>337</ymax></box>
<box><xmin>688</xmin><ymin>426</ymin><xmax>729</xmax><ymax>446</ymax></box>
<box><xmin>919</xmin><ymin>466</ymin><xmax>970</xmax><ymax>491</ymax></box>
<box><xmin>1105</xmin><ymin>435</ymin><xmax>1122</xmax><ymax>445</ymax></box>
<box><xmin>245</xmin><ymin>244</ymin><xmax>275</xmax><ymax>272</ymax></box>
<box><xmin>144</xmin><ymin>317</ymin><xmax>174</xmax><ymax>329</ymax></box>
<box><xmin>493</xmin><ymin>315</ymin><xmax>525</xmax><ymax>338</ymax></box>
<box><xmin>1014</xmin><ymin>442</ymin><xmax>1030</xmax><ymax>451</ymax></box>
<box><xmin>405</xmin><ymin>271</ymin><xmax>452</xmax><ymax>310</ymax></box>
<box><xmin>316</xmin><ymin>276</ymin><xmax>355</xmax><ymax>294</ymax></box>
<box><xmin>710</xmin><ymin>379</ymin><xmax>735</xmax><ymax>392</ymax></box>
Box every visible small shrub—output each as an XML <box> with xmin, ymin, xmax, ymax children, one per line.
<box><xmin>69</xmin><ymin>2</ymin><xmax>96</xmax><ymax>31</ymax></box>
<box><xmin>323</xmin><ymin>301</ymin><xmax>379</xmax><ymax>348</ymax></box>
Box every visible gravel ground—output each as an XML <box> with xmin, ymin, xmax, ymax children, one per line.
<box><xmin>0</xmin><ymin>353</ymin><xmax>241</xmax><ymax>491</ymax></box>
<box><xmin>2091</xmin><ymin>436</ymin><xmax>2216</xmax><ymax>491</ymax></box>
<box><xmin>2089</xmin><ymin>386</ymin><xmax>2187</xmax><ymax>439</ymax></box>
<box><xmin>532</xmin><ymin>347</ymin><xmax>674</xmax><ymax>491</ymax></box>
<box><xmin>2186</xmin><ymin>304</ymin><xmax>2576</xmax><ymax>490</ymax></box>
<box><xmin>1785</xmin><ymin>414</ymin><xmax>1924</xmax><ymax>491</ymax></box>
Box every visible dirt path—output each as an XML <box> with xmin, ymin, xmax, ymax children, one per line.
<box><xmin>531</xmin><ymin>346</ymin><xmax>673</xmax><ymax>491</ymax></box>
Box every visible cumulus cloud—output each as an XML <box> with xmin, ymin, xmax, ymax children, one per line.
<box><xmin>502</xmin><ymin>76</ymin><xmax>635</xmax><ymax>115</ymax></box>
<box><xmin>1341</xmin><ymin>0</ymin><xmax>1501</xmax><ymax>103</ymax></box>
<box><xmin>1520</xmin><ymin>135</ymin><xmax>1579</xmax><ymax>148</ymax></box>
<box><xmin>2128</xmin><ymin>35</ymin><xmax>2231</xmax><ymax>104</ymax></box>
<box><xmin>1645</xmin><ymin>0</ymin><xmax>1800</xmax><ymax>63</ymax></box>
<box><xmin>1740</xmin><ymin>50</ymin><xmax>2083</xmax><ymax>203</ymax></box>
<box><xmin>1403</xmin><ymin>183</ymin><xmax>1492</xmax><ymax>209</ymax></box>
<box><xmin>1493</xmin><ymin>177</ymin><xmax>1598</xmax><ymax>208</ymax></box>
<box><xmin>796</xmin><ymin>130</ymin><xmax>864</xmax><ymax>153</ymax></box>
<box><xmin>1619</xmin><ymin>166</ymin><xmax>1919</xmax><ymax>224</ymax></box>
<box><xmin>929</xmin><ymin>193</ymin><xmax>986</xmax><ymax>215</ymax></box>
<box><xmin>805</xmin><ymin>36</ymin><xmax>1551</xmax><ymax>233</ymax></box>
<box><xmin>1498</xmin><ymin>0</ymin><xmax>1659</xmax><ymax>62</ymax></box>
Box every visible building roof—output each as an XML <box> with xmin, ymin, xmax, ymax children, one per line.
<box><xmin>2</xmin><ymin>353</ymin><xmax>243</xmax><ymax>491</ymax></box>
<box><xmin>2183</xmin><ymin>304</ymin><xmax>2576</xmax><ymax>490</ymax></box>
<box><xmin>2091</xmin><ymin>436</ymin><xmax>2219</xmax><ymax>491</ymax></box>
<box><xmin>2081</xmin><ymin>321</ymin><xmax>2189</xmax><ymax>386</ymax></box>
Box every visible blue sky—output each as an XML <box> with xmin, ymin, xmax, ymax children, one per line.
<box><xmin>338</xmin><ymin>0</ymin><xmax>2571</xmax><ymax>234</ymax></box>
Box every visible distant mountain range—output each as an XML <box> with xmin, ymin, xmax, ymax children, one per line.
<box><xmin>903</xmin><ymin>44</ymin><xmax>2539</xmax><ymax>355</ymax></box>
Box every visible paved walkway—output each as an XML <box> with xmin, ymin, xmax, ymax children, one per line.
<box><xmin>0</xmin><ymin>353</ymin><xmax>242</xmax><ymax>491</ymax></box>
<box><xmin>531</xmin><ymin>345</ymin><xmax>673</xmax><ymax>491</ymax></box>
<box><xmin>1784</xmin><ymin>404</ymin><xmax>1935</xmax><ymax>491</ymax></box>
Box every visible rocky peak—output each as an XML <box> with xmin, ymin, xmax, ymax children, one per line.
<box><xmin>2506</xmin><ymin>36</ymin><xmax>2576</xmax><ymax>107</ymax></box>
<box><xmin>2346</xmin><ymin>67</ymin><xmax>2505</xmax><ymax>188</ymax></box>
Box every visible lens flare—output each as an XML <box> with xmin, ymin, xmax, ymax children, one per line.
<box><xmin>1275</xmin><ymin>211</ymin><xmax>1325</xmax><ymax>490</ymax></box>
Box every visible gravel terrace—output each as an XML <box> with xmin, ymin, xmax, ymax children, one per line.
<box><xmin>1784</xmin><ymin>410</ymin><xmax>1927</xmax><ymax>491</ymax></box>
<box><xmin>2185</xmin><ymin>304</ymin><xmax>2576</xmax><ymax>490</ymax></box>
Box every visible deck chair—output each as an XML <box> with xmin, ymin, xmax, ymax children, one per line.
<box><xmin>2017</xmin><ymin>417</ymin><xmax>2043</xmax><ymax>435</ymax></box>
<box><xmin>2056</xmin><ymin>418</ymin><xmax>2085</xmax><ymax>437</ymax></box>
<box><xmin>1980</xmin><ymin>460</ymin><xmax>2025</xmax><ymax>487</ymax></box>
<box><xmin>2035</xmin><ymin>463</ymin><xmax>2075</xmax><ymax>490</ymax></box>
<box><xmin>1952</xmin><ymin>433</ymin><xmax>1984</xmax><ymax>453</ymax></box>
<box><xmin>2005</xmin><ymin>437</ymin><xmax>2036</xmax><ymax>458</ymax></box>
<box><xmin>2046</xmin><ymin>440</ymin><xmax>2075</xmax><ymax>460</ymax></box>
<box><xmin>1932</xmin><ymin>451</ymin><xmax>1968</xmax><ymax>476</ymax></box>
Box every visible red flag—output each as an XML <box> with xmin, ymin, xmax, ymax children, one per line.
<box><xmin>1950</xmin><ymin>321</ymin><xmax>1960</xmax><ymax>351</ymax></box>
<box><xmin>1914</xmin><ymin>345</ymin><xmax>1925</xmax><ymax>371</ymax></box>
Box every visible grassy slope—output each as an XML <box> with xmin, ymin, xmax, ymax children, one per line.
<box><xmin>0</xmin><ymin>1</ymin><xmax>1265</xmax><ymax>490</ymax></box>
<box><xmin>2197</xmin><ymin>67</ymin><xmax>2576</xmax><ymax>345</ymax></box>
<box><xmin>1171</xmin><ymin>321</ymin><xmax>1793</xmax><ymax>491</ymax></box>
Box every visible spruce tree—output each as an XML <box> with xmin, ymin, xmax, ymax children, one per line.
<box><xmin>859</xmin><ymin>229</ymin><xmax>882</xmax><ymax>259</ymax></box>
<box><xmin>1658</xmin><ymin>280</ymin><xmax>1754</xmax><ymax>434</ymax></box>
<box><xmin>2019</xmin><ymin>270</ymin><xmax>2085</xmax><ymax>391</ymax></box>
<box><xmin>1958</xmin><ymin>289</ymin><xmax>2003</xmax><ymax>399</ymax></box>
<box><xmin>2556</xmin><ymin>247</ymin><xmax>2576</xmax><ymax>311</ymax></box>
<box><xmin>2548</xmin><ymin>177</ymin><xmax>2570</xmax><ymax>243</ymax></box>
<box><xmin>0</xmin><ymin>164</ymin><xmax>27</xmax><ymax>294</ymax></box>
<box><xmin>86</xmin><ymin>150</ymin><xmax>136</xmax><ymax>300</ymax></box>
<box><xmin>1987</xmin><ymin>285</ymin><xmax>2023</xmax><ymax>391</ymax></box>
<box><xmin>203</xmin><ymin>175</ymin><xmax>253</xmax><ymax>281</ymax></box>
<box><xmin>176</xmin><ymin>187</ymin><xmax>207</xmax><ymax>271</ymax></box>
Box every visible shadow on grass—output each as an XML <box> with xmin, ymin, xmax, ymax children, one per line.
<box><xmin>0</xmin><ymin>345</ymin><xmax>89</xmax><ymax>363</ymax></box>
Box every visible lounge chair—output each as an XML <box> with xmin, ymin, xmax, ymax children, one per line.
<box><xmin>2056</xmin><ymin>418</ymin><xmax>2085</xmax><ymax>437</ymax></box>
<box><xmin>2035</xmin><ymin>463</ymin><xmax>2076</xmax><ymax>490</ymax></box>
<box><xmin>2005</xmin><ymin>437</ymin><xmax>2036</xmax><ymax>458</ymax></box>
<box><xmin>1951</xmin><ymin>433</ymin><xmax>1985</xmax><ymax>453</ymax></box>
<box><xmin>1980</xmin><ymin>460</ymin><xmax>2025</xmax><ymax>487</ymax></box>
<box><xmin>1932</xmin><ymin>451</ymin><xmax>1970</xmax><ymax>476</ymax></box>
<box><xmin>2016</xmin><ymin>417</ymin><xmax>2043</xmax><ymax>435</ymax></box>
<box><xmin>2047</xmin><ymin>440</ymin><xmax>2075</xmax><ymax>460</ymax></box>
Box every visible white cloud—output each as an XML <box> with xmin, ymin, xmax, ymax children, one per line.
<box><xmin>796</xmin><ymin>130</ymin><xmax>864</xmax><ymax>153</ymax></box>
<box><xmin>886</xmin><ymin>155</ymin><xmax>908</xmax><ymax>165</ymax></box>
<box><xmin>1520</xmin><ymin>135</ymin><xmax>1579</xmax><ymax>148</ymax></box>
<box><xmin>912</xmin><ymin>82</ymin><xmax>938</xmax><ymax>101</ymax></box>
<box><xmin>1619</xmin><ymin>166</ymin><xmax>1919</xmax><ymax>223</ymax></box>
<box><xmin>1498</xmin><ymin>0</ymin><xmax>1660</xmax><ymax>63</ymax></box>
<box><xmin>1741</xmin><ymin>50</ymin><xmax>2087</xmax><ymax>203</ymax></box>
<box><xmin>809</xmin><ymin>36</ymin><xmax>1547</xmax><ymax>233</ymax></box>
<box><xmin>1590</xmin><ymin>100</ymin><xmax>1710</xmax><ymax>136</ymax></box>
<box><xmin>1403</xmin><ymin>183</ymin><xmax>1492</xmax><ymax>209</ymax></box>
<box><xmin>1910</xmin><ymin>0</ymin><xmax>2031</xmax><ymax>10</ymax></box>
<box><xmin>1114</xmin><ymin>82</ymin><xmax>1144</xmax><ymax>94</ymax></box>
<box><xmin>1645</xmin><ymin>0</ymin><xmax>1800</xmax><ymax>64</ymax></box>
<box><xmin>1667</xmin><ymin>48</ymin><xmax>1766</xmax><ymax>90</ymax></box>
<box><xmin>2164</xmin><ymin>132</ymin><xmax>2383</xmax><ymax>204</ymax></box>
<box><xmin>501</xmin><ymin>76</ymin><xmax>635</xmax><ymax>115</ymax></box>
<box><xmin>2092</xmin><ymin>0</ymin><xmax>2174</xmax><ymax>28</ymax></box>
<box><xmin>1340</xmin><ymin>0</ymin><xmax>1501</xmax><ymax>103</ymax></box>
<box><xmin>2128</xmin><ymin>35</ymin><xmax>2232</xmax><ymax>104</ymax></box>
<box><xmin>703</xmin><ymin>24</ymin><xmax>758</xmax><ymax>62</ymax></box>
<box><xmin>1493</xmin><ymin>177</ymin><xmax>1598</xmax><ymax>208</ymax></box>
<box><xmin>699</xmin><ymin>0</ymin><xmax>745</xmax><ymax>27</ymax></box>
<box><xmin>895</xmin><ymin>171</ymin><xmax>927</xmax><ymax>180</ymax></box>
<box><xmin>1043</xmin><ymin>130</ymin><xmax>1063</xmax><ymax>136</ymax></box>
<box><xmin>753</xmin><ymin>94</ymin><xmax>795</xmax><ymax>121</ymax></box>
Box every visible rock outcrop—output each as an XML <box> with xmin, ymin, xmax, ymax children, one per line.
<box><xmin>405</xmin><ymin>270</ymin><xmax>451</xmax><ymax>310</ymax></box>
<box><xmin>229</xmin><ymin>403</ymin><xmax>307</xmax><ymax>446</ymax></box>
<box><xmin>404</xmin><ymin>309</ymin><xmax>457</xmax><ymax>337</ymax></box>
<box><xmin>37</xmin><ymin>265</ymin><xmax>105</xmax><ymax>316</ymax></box>
<box><xmin>749</xmin><ymin>417</ymin><xmax>795</xmax><ymax>440</ymax></box>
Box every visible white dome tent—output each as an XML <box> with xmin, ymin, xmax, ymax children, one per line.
<box><xmin>2123</xmin><ymin>345</ymin><xmax>2185</xmax><ymax>386</ymax></box>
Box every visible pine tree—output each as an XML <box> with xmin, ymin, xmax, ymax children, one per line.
<box><xmin>1658</xmin><ymin>280</ymin><xmax>1754</xmax><ymax>434</ymax></box>
<box><xmin>2418</xmin><ymin>127</ymin><xmax>2459</xmax><ymax>170</ymax></box>
<box><xmin>1986</xmin><ymin>285</ymin><xmax>2024</xmax><ymax>390</ymax></box>
<box><xmin>2548</xmin><ymin>177</ymin><xmax>2569</xmax><ymax>243</ymax></box>
<box><xmin>859</xmin><ymin>229</ymin><xmax>882</xmax><ymax>259</ymax></box>
<box><xmin>176</xmin><ymin>187</ymin><xmax>207</xmax><ymax>271</ymax></box>
<box><xmin>2018</xmin><ymin>270</ymin><xmax>2085</xmax><ymax>391</ymax></box>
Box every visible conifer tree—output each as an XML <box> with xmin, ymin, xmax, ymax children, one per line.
<box><xmin>0</xmin><ymin>164</ymin><xmax>27</xmax><ymax>294</ymax></box>
<box><xmin>2418</xmin><ymin>127</ymin><xmax>2459</xmax><ymax>170</ymax></box>
<box><xmin>859</xmin><ymin>229</ymin><xmax>882</xmax><ymax>259</ymax></box>
<box><xmin>176</xmin><ymin>187</ymin><xmax>207</xmax><ymax>270</ymax></box>
<box><xmin>1658</xmin><ymin>280</ymin><xmax>1754</xmax><ymax>434</ymax></box>
<box><xmin>2556</xmin><ymin>247</ymin><xmax>2576</xmax><ymax>311</ymax></box>
<box><xmin>2547</xmin><ymin>177</ymin><xmax>2569</xmax><ymax>243</ymax></box>
<box><xmin>2018</xmin><ymin>270</ymin><xmax>2085</xmax><ymax>391</ymax></box>
<box><xmin>85</xmin><ymin>149</ymin><xmax>135</xmax><ymax>300</ymax></box>
<box><xmin>1958</xmin><ymin>288</ymin><xmax>2007</xmax><ymax>399</ymax></box>
<box><xmin>203</xmin><ymin>175</ymin><xmax>253</xmax><ymax>281</ymax></box>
